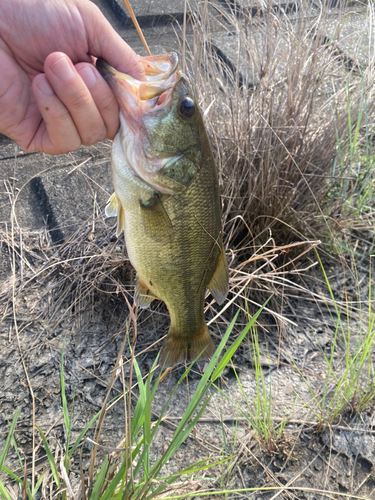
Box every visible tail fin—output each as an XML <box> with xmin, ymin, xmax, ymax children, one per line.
<box><xmin>161</xmin><ymin>323</ymin><xmax>215</xmax><ymax>367</ymax></box>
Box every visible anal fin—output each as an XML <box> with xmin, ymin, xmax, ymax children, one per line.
<box><xmin>208</xmin><ymin>242</ymin><xmax>229</xmax><ymax>305</ymax></box>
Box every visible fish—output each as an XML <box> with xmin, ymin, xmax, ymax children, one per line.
<box><xmin>96</xmin><ymin>53</ymin><xmax>228</xmax><ymax>366</ymax></box>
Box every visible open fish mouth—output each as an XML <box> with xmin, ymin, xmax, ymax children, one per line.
<box><xmin>96</xmin><ymin>53</ymin><xmax>181</xmax><ymax>125</ymax></box>
<box><xmin>96</xmin><ymin>52</ymin><xmax>195</xmax><ymax>195</ymax></box>
<box><xmin>96</xmin><ymin>52</ymin><xmax>178</xmax><ymax>83</ymax></box>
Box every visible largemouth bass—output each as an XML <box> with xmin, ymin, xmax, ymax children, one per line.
<box><xmin>97</xmin><ymin>53</ymin><xmax>228</xmax><ymax>365</ymax></box>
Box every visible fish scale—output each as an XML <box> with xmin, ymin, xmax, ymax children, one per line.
<box><xmin>97</xmin><ymin>53</ymin><xmax>228</xmax><ymax>365</ymax></box>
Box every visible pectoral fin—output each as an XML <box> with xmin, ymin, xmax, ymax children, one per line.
<box><xmin>208</xmin><ymin>243</ymin><xmax>229</xmax><ymax>305</ymax></box>
<box><xmin>105</xmin><ymin>193</ymin><xmax>118</xmax><ymax>217</ymax></box>
<box><xmin>135</xmin><ymin>276</ymin><xmax>157</xmax><ymax>309</ymax></box>
<box><xmin>139</xmin><ymin>192</ymin><xmax>173</xmax><ymax>237</ymax></box>
<box><xmin>105</xmin><ymin>193</ymin><xmax>125</xmax><ymax>237</ymax></box>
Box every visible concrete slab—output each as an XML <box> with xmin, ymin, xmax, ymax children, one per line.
<box><xmin>209</xmin><ymin>1</ymin><xmax>368</xmax><ymax>90</ymax></box>
<box><xmin>91</xmin><ymin>0</ymin><xmax>194</xmax><ymax>32</ymax></box>
<box><xmin>37</xmin><ymin>143</ymin><xmax>113</xmax><ymax>243</ymax></box>
<box><xmin>0</xmin><ymin>142</ymin><xmax>113</xmax><ymax>241</ymax></box>
<box><xmin>324</xmin><ymin>5</ymin><xmax>370</xmax><ymax>69</ymax></box>
<box><xmin>107</xmin><ymin>0</ymin><xmax>189</xmax><ymax>27</ymax></box>
<box><xmin>117</xmin><ymin>25</ymin><xmax>190</xmax><ymax>57</ymax></box>
<box><xmin>217</xmin><ymin>0</ymin><xmax>304</xmax><ymax>18</ymax></box>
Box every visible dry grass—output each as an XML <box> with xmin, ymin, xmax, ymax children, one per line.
<box><xmin>1</xmin><ymin>1</ymin><xmax>374</xmax><ymax>336</ymax></box>
<box><xmin>191</xmin><ymin>0</ymin><xmax>374</xmax><ymax>250</ymax></box>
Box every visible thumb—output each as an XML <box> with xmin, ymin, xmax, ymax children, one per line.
<box><xmin>81</xmin><ymin>1</ymin><xmax>145</xmax><ymax>80</ymax></box>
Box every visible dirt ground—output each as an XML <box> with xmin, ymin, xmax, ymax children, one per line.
<box><xmin>1</xmin><ymin>132</ymin><xmax>375</xmax><ymax>499</ymax></box>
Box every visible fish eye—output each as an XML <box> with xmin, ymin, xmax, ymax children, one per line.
<box><xmin>178</xmin><ymin>97</ymin><xmax>195</xmax><ymax>118</ymax></box>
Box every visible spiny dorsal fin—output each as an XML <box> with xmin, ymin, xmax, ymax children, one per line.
<box><xmin>208</xmin><ymin>242</ymin><xmax>229</xmax><ymax>305</ymax></box>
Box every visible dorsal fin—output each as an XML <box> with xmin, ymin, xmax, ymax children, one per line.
<box><xmin>208</xmin><ymin>242</ymin><xmax>229</xmax><ymax>305</ymax></box>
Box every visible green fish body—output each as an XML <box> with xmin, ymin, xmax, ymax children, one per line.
<box><xmin>97</xmin><ymin>53</ymin><xmax>228</xmax><ymax>365</ymax></box>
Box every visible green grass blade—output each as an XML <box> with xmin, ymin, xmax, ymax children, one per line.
<box><xmin>68</xmin><ymin>410</ymin><xmax>101</xmax><ymax>458</ymax></box>
<box><xmin>148</xmin><ymin>399</ymin><xmax>211</xmax><ymax>494</ymax></box>
<box><xmin>90</xmin><ymin>455</ymin><xmax>108</xmax><ymax>500</ymax></box>
<box><xmin>143</xmin><ymin>372</ymin><xmax>152</xmax><ymax>476</ymax></box>
<box><xmin>0</xmin><ymin>409</ymin><xmax>21</xmax><ymax>473</ymax></box>
<box><xmin>132</xmin><ymin>365</ymin><xmax>154</xmax><ymax>481</ymax></box>
<box><xmin>148</xmin><ymin>457</ymin><xmax>232</xmax><ymax>499</ymax></box>
<box><xmin>7</xmin><ymin>435</ymin><xmax>34</xmax><ymax>500</ymax></box>
<box><xmin>100</xmin><ymin>463</ymin><xmax>124</xmax><ymax>500</ymax></box>
<box><xmin>158</xmin><ymin>457</ymin><xmax>232</xmax><ymax>483</ymax></box>
<box><xmin>0</xmin><ymin>481</ymin><xmax>12</xmax><ymax>500</ymax></box>
<box><xmin>10</xmin><ymin>430</ymin><xmax>25</xmax><ymax>480</ymax></box>
<box><xmin>60</xmin><ymin>347</ymin><xmax>72</xmax><ymax>477</ymax></box>
<box><xmin>212</xmin><ymin>300</ymin><xmax>269</xmax><ymax>382</ymax></box>
<box><xmin>155</xmin><ymin>397</ymin><xmax>211</xmax><ymax>472</ymax></box>
<box><xmin>60</xmin><ymin>348</ymin><xmax>70</xmax><ymax>442</ymax></box>
<box><xmin>130</xmin><ymin>356</ymin><xmax>147</xmax><ymax>438</ymax></box>
<box><xmin>31</xmin><ymin>471</ymin><xmax>46</xmax><ymax>498</ymax></box>
<box><xmin>1</xmin><ymin>466</ymin><xmax>22</xmax><ymax>485</ymax></box>
<box><xmin>134</xmin><ymin>363</ymin><xmax>198</xmax><ymax>486</ymax></box>
<box><xmin>36</xmin><ymin>425</ymin><xmax>61</xmax><ymax>488</ymax></box>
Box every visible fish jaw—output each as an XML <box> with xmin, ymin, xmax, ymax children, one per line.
<box><xmin>97</xmin><ymin>54</ymin><xmax>185</xmax><ymax>194</ymax></box>
<box><xmin>96</xmin><ymin>54</ymin><xmax>179</xmax><ymax>130</ymax></box>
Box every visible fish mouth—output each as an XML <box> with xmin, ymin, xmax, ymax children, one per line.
<box><xmin>96</xmin><ymin>52</ymin><xmax>178</xmax><ymax>83</ymax></box>
<box><xmin>96</xmin><ymin>53</ymin><xmax>180</xmax><ymax>122</ymax></box>
<box><xmin>97</xmin><ymin>53</ymin><xmax>190</xmax><ymax>195</ymax></box>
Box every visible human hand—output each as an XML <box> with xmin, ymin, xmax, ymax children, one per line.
<box><xmin>0</xmin><ymin>0</ymin><xmax>144</xmax><ymax>154</ymax></box>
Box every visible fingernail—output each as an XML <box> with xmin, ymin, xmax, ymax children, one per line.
<box><xmin>37</xmin><ymin>76</ymin><xmax>54</xmax><ymax>96</ymax></box>
<box><xmin>50</xmin><ymin>56</ymin><xmax>75</xmax><ymax>82</ymax></box>
<box><xmin>79</xmin><ymin>66</ymin><xmax>97</xmax><ymax>89</ymax></box>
